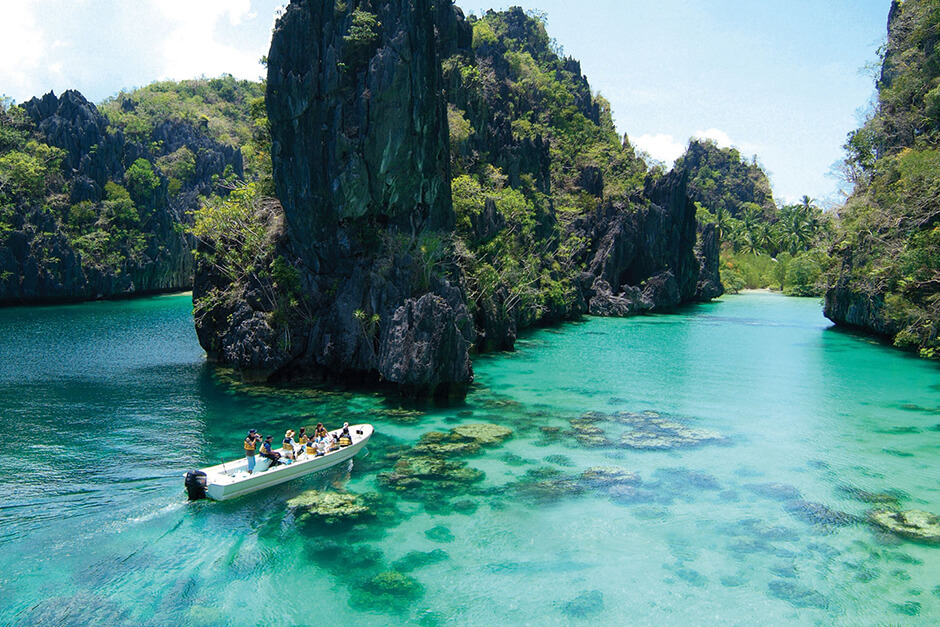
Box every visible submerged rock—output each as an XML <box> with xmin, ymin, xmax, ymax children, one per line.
<box><xmin>784</xmin><ymin>500</ymin><xmax>858</xmax><ymax>528</ymax></box>
<box><xmin>425</xmin><ymin>526</ymin><xmax>455</xmax><ymax>543</ymax></box>
<box><xmin>868</xmin><ymin>509</ymin><xmax>940</xmax><ymax>544</ymax></box>
<box><xmin>580</xmin><ymin>467</ymin><xmax>641</xmax><ymax>488</ymax></box>
<box><xmin>350</xmin><ymin>571</ymin><xmax>424</xmax><ymax>613</ymax></box>
<box><xmin>509</xmin><ymin>468</ymin><xmax>586</xmax><ymax>504</ymax></box>
<box><xmin>286</xmin><ymin>490</ymin><xmax>375</xmax><ymax>525</ymax></box>
<box><xmin>561</xmin><ymin>590</ymin><xmax>604</xmax><ymax>619</ymax></box>
<box><xmin>379</xmin><ymin>457</ymin><xmax>484</xmax><ymax>491</ymax></box>
<box><xmin>576</xmin><ymin>433</ymin><xmax>615</xmax><ymax>448</ymax></box>
<box><xmin>391</xmin><ymin>549</ymin><xmax>449</xmax><ymax>573</ymax></box>
<box><xmin>744</xmin><ymin>482</ymin><xmax>802</xmax><ymax>502</ymax></box>
<box><xmin>412</xmin><ymin>431</ymin><xmax>481</xmax><ymax>457</ymax></box>
<box><xmin>618</xmin><ymin>415</ymin><xmax>728</xmax><ymax>450</ymax></box>
<box><xmin>767</xmin><ymin>580</ymin><xmax>829</xmax><ymax>609</ymax></box>
<box><xmin>451</xmin><ymin>423</ymin><xmax>513</xmax><ymax>445</ymax></box>
<box><xmin>674</xmin><ymin>568</ymin><xmax>707</xmax><ymax>587</ymax></box>
<box><xmin>652</xmin><ymin>467</ymin><xmax>722</xmax><ymax>493</ymax></box>
<box><xmin>411</xmin><ymin>424</ymin><xmax>513</xmax><ymax>457</ymax></box>
<box><xmin>836</xmin><ymin>485</ymin><xmax>904</xmax><ymax>509</ymax></box>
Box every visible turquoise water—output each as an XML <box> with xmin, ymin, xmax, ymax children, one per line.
<box><xmin>1</xmin><ymin>291</ymin><xmax>938</xmax><ymax>625</ymax></box>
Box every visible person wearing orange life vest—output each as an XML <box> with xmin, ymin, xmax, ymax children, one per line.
<box><xmin>244</xmin><ymin>429</ymin><xmax>262</xmax><ymax>473</ymax></box>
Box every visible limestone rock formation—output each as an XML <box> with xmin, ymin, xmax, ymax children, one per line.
<box><xmin>575</xmin><ymin>170</ymin><xmax>712</xmax><ymax>315</ymax></box>
<box><xmin>1</xmin><ymin>90</ymin><xmax>241</xmax><ymax>304</ymax></box>
<box><xmin>195</xmin><ymin>0</ymin><xmax>474</xmax><ymax>398</ymax></box>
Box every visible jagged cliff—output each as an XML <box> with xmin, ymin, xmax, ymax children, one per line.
<box><xmin>192</xmin><ymin>2</ymin><xmax>722</xmax><ymax>396</ymax></box>
<box><xmin>825</xmin><ymin>0</ymin><xmax>940</xmax><ymax>358</ymax></box>
<box><xmin>194</xmin><ymin>0</ymin><xmax>474</xmax><ymax>399</ymax></box>
<box><xmin>0</xmin><ymin>89</ymin><xmax>243</xmax><ymax>304</ymax></box>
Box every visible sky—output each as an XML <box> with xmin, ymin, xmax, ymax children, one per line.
<box><xmin>0</xmin><ymin>0</ymin><xmax>890</xmax><ymax>205</ymax></box>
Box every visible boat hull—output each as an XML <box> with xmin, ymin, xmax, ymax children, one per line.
<box><xmin>188</xmin><ymin>424</ymin><xmax>373</xmax><ymax>501</ymax></box>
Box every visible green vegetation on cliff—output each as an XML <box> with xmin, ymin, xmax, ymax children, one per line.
<box><xmin>100</xmin><ymin>76</ymin><xmax>267</xmax><ymax>180</ymax></box>
<box><xmin>829</xmin><ymin>0</ymin><xmax>940</xmax><ymax>358</ymax></box>
<box><xmin>1</xmin><ymin>77</ymin><xmax>256</xmax><ymax>303</ymax></box>
<box><xmin>445</xmin><ymin>8</ymin><xmax>649</xmax><ymax>333</ymax></box>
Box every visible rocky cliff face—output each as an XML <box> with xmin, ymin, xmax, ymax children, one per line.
<box><xmin>575</xmin><ymin>171</ymin><xmax>718</xmax><ymax>317</ymax></box>
<box><xmin>192</xmin><ymin>1</ymin><xmax>722</xmax><ymax>396</ymax></box>
<box><xmin>194</xmin><ymin>0</ymin><xmax>474</xmax><ymax>399</ymax></box>
<box><xmin>0</xmin><ymin>90</ymin><xmax>241</xmax><ymax>304</ymax></box>
<box><xmin>822</xmin><ymin>0</ymin><xmax>939</xmax><ymax>351</ymax></box>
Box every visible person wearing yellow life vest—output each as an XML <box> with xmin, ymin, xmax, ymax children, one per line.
<box><xmin>304</xmin><ymin>437</ymin><xmax>317</xmax><ymax>457</ymax></box>
<box><xmin>298</xmin><ymin>427</ymin><xmax>309</xmax><ymax>446</ymax></box>
<box><xmin>338</xmin><ymin>423</ymin><xmax>352</xmax><ymax>447</ymax></box>
<box><xmin>244</xmin><ymin>429</ymin><xmax>262</xmax><ymax>474</ymax></box>
<box><xmin>259</xmin><ymin>436</ymin><xmax>280</xmax><ymax>465</ymax></box>
<box><xmin>282</xmin><ymin>431</ymin><xmax>296</xmax><ymax>462</ymax></box>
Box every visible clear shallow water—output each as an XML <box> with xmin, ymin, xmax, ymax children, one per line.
<box><xmin>0</xmin><ymin>291</ymin><xmax>938</xmax><ymax>625</ymax></box>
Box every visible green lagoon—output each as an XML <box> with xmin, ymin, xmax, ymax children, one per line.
<box><xmin>1</xmin><ymin>291</ymin><xmax>938</xmax><ymax>625</ymax></box>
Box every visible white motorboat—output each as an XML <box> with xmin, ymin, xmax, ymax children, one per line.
<box><xmin>184</xmin><ymin>424</ymin><xmax>374</xmax><ymax>501</ymax></box>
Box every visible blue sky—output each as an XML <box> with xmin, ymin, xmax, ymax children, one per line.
<box><xmin>0</xmin><ymin>0</ymin><xmax>890</xmax><ymax>204</ymax></box>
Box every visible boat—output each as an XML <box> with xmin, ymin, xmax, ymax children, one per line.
<box><xmin>184</xmin><ymin>424</ymin><xmax>374</xmax><ymax>501</ymax></box>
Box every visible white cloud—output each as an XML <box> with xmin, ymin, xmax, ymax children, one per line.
<box><xmin>693</xmin><ymin>127</ymin><xmax>762</xmax><ymax>156</ymax></box>
<box><xmin>0</xmin><ymin>3</ymin><xmax>46</xmax><ymax>100</ymax></box>
<box><xmin>693</xmin><ymin>128</ymin><xmax>734</xmax><ymax>147</ymax></box>
<box><xmin>633</xmin><ymin>133</ymin><xmax>686</xmax><ymax>165</ymax></box>
<box><xmin>152</xmin><ymin>0</ymin><xmax>263</xmax><ymax>81</ymax></box>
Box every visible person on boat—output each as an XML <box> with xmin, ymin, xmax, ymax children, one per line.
<box><xmin>259</xmin><ymin>436</ymin><xmax>281</xmax><ymax>465</ymax></box>
<box><xmin>314</xmin><ymin>423</ymin><xmax>328</xmax><ymax>438</ymax></box>
<box><xmin>281</xmin><ymin>435</ymin><xmax>296</xmax><ymax>462</ymax></box>
<box><xmin>323</xmin><ymin>430</ymin><xmax>338</xmax><ymax>452</ymax></box>
<box><xmin>298</xmin><ymin>427</ymin><xmax>308</xmax><ymax>446</ymax></box>
<box><xmin>304</xmin><ymin>436</ymin><xmax>317</xmax><ymax>457</ymax></box>
<box><xmin>315</xmin><ymin>436</ymin><xmax>328</xmax><ymax>456</ymax></box>
<box><xmin>338</xmin><ymin>423</ymin><xmax>352</xmax><ymax>447</ymax></box>
<box><xmin>244</xmin><ymin>429</ymin><xmax>262</xmax><ymax>474</ymax></box>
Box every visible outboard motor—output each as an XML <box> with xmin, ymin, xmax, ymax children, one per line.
<box><xmin>185</xmin><ymin>470</ymin><xmax>208</xmax><ymax>500</ymax></box>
